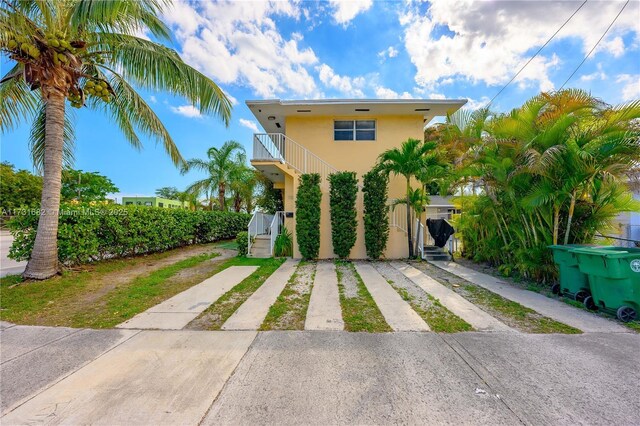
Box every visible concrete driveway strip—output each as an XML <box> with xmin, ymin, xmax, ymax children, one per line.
<box><xmin>431</xmin><ymin>261</ymin><xmax>628</xmax><ymax>333</ymax></box>
<box><xmin>1</xmin><ymin>330</ymin><xmax>257</xmax><ymax>425</ymax></box>
<box><xmin>392</xmin><ymin>262</ymin><xmax>514</xmax><ymax>332</ymax></box>
<box><xmin>354</xmin><ymin>263</ymin><xmax>430</xmax><ymax>332</ymax></box>
<box><xmin>222</xmin><ymin>259</ymin><xmax>298</xmax><ymax>330</ymax></box>
<box><xmin>117</xmin><ymin>265</ymin><xmax>258</xmax><ymax>330</ymax></box>
<box><xmin>1</xmin><ymin>327</ymin><xmax>138</xmax><ymax>414</ymax></box>
<box><xmin>203</xmin><ymin>331</ymin><xmax>519</xmax><ymax>425</ymax></box>
<box><xmin>305</xmin><ymin>262</ymin><xmax>344</xmax><ymax>331</ymax></box>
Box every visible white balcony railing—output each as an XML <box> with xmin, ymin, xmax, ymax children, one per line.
<box><xmin>253</xmin><ymin>133</ymin><xmax>337</xmax><ymax>187</ymax></box>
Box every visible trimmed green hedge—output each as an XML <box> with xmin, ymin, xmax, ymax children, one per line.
<box><xmin>296</xmin><ymin>173</ymin><xmax>322</xmax><ymax>260</ymax></box>
<box><xmin>362</xmin><ymin>169</ymin><xmax>389</xmax><ymax>259</ymax></box>
<box><xmin>8</xmin><ymin>204</ymin><xmax>250</xmax><ymax>265</ymax></box>
<box><xmin>328</xmin><ymin>171</ymin><xmax>358</xmax><ymax>259</ymax></box>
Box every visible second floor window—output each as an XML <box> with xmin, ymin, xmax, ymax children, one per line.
<box><xmin>334</xmin><ymin>120</ymin><xmax>376</xmax><ymax>141</ymax></box>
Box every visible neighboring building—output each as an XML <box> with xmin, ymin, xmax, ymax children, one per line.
<box><xmin>248</xmin><ymin>98</ymin><xmax>466</xmax><ymax>259</ymax></box>
<box><xmin>121</xmin><ymin>196</ymin><xmax>187</xmax><ymax>209</ymax></box>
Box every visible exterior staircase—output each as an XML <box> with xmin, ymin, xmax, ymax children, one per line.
<box><xmin>422</xmin><ymin>245</ymin><xmax>452</xmax><ymax>261</ymax></box>
<box><xmin>249</xmin><ymin>235</ymin><xmax>272</xmax><ymax>258</ymax></box>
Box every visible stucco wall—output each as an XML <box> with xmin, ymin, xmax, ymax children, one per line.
<box><xmin>283</xmin><ymin>115</ymin><xmax>425</xmax><ymax>259</ymax></box>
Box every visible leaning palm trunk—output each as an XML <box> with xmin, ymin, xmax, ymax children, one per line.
<box><xmin>23</xmin><ymin>93</ymin><xmax>65</xmax><ymax>279</ymax></box>
<box><xmin>552</xmin><ymin>204</ymin><xmax>561</xmax><ymax>245</ymax></box>
<box><xmin>563</xmin><ymin>191</ymin><xmax>577</xmax><ymax>245</ymax></box>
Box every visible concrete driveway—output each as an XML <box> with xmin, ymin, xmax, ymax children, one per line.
<box><xmin>0</xmin><ymin>232</ymin><xmax>26</xmax><ymax>277</ymax></box>
<box><xmin>1</xmin><ymin>323</ymin><xmax>639</xmax><ymax>425</ymax></box>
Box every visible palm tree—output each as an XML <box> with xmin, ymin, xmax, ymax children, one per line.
<box><xmin>229</xmin><ymin>167</ymin><xmax>259</xmax><ymax>213</ymax></box>
<box><xmin>0</xmin><ymin>1</ymin><xmax>232</xmax><ymax>279</ymax></box>
<box><xmin>379</xmin><ymin>138</ymin><xmax>437</xmax><ymax>258</ymax></box>
<box><xmin>181</xmin><ymin>141</ymin><xmax>246</xmax><ymax>211</ymax></box>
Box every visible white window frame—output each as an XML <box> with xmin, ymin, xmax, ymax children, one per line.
<box><xmin>334</xmin><ymin>119</ymin><xmax>376</xmax><ymax>142</ymax></box>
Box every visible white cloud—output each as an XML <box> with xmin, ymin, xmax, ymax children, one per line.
<box><xmin>378</xmin><ymin>46</ymin><xmax>399</xmax><ymax>60</ymax></box>
<box><xmin>170</xmin><ymin>105</ymin><xmax>202</xmax><ymax>118</ymax></box>
<box><xmin>580</xmin><ymin>63</ymin><xmax>607</xmax><ymax>82</ymax></box>
<box><xmin>317</xmin><ymin>64</ymin><xmax>365</xmax><ymax>97</ymax></box>
<box><xmin>616</xmin><ymin>74</ymin><xmax>640</xmax><ymax>101</ymax></box>
<box><xmin>400</xmin><ymin>1</ymin><xmax>640</xmax><ymax>91</ymax></box>
<box><xmin>239</xmin><ymin>118</ymin><xmax>260</xmax><ymax>133</ymax></box>
<box><xmin>374</xmin><ymin>86</ymin><xmax>413</xmax><ymax>99</ymax></box>
<box><xmin>149</xmin><ymin>95</ymin><xmax>157</xmax><ymax>104</ymax></box>
<box><xmin>329</xmin><ymin>0</ymin><xmax>372</xmax><ymax>26</ymax></box>
<box><xmin>164</xmin><ymin>0</ymin><xmax>319</xmax><ymax>98</ymax></box>
<box><xmin>463</xmin><ymin>97</ymin><xmax>490</xmax><ymax>111</ymax></box>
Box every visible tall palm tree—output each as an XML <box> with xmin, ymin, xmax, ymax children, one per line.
<box><xmin>379</xmin><ymin>138</ymin><xmax>437</xmax><ymax>258</ymax></box>
<box><xmin>0</xmin><ymin>1</ymin><xmax>232</xmax><ymax>279</ymax></box>
<box><xmin>229</xmin><ymin>166</ymin><xmax>259</xmax><ymax>213</ymax></box>
<box><xmin>181</xmin><ymin>141</ymin><xmax>246</xmax><ymax>211</ymax></box>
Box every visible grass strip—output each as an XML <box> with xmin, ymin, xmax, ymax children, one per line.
<box><xmin>411</xmin><ymin>262</ymin><xmax>581</xmax><ymax>334</ymax></box>
<box><xmin>260</xmin><ymin>261</ymin><xmax>316</xmax><ymax>331</ymax></box>
<box><xmin>387</xmin><ymin>279</ymin><xmax>473</xmax><ymax>333</ymax></box>
<box><xmin>0</xmin><ymin>246</ymin><xmax>222</xmax><ymax>328</ymax></box>
<box><xmin>188</xmin><ymin>257</ymin><xmax>286</xmax><ymax>330</ymax></box>
<box><xmin>336</xmin><ymin>261</ymin><xmax>392</xmax><ymax>332</ymax></box>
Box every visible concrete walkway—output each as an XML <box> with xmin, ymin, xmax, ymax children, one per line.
<box><xmin>305</xmin><ymin>262</ymin><xmax>344</xmax><ymax>331</ymax></box>
<box><xmin>117</xmin><ymin>266</ymin><xmax>258</xmax><ymax>330</ymax></box>
<box><xmin>222</xmin><ymin>259</ymin><xmax>299</xmax><ymax>330</ymax></box>
<box><xmin>392</xmin><ymin>262</ymin><xmax>514</xmax><ymax>333</ymax></box>
<box><xmin>355</xmin><ymin>263</ymin><xmax>430</xmax><ymax>332</ymax></box>
<box><xmin>431</xmin><ymin>261</ymin><xmax>629</xmax><ymax>333</ymax></box>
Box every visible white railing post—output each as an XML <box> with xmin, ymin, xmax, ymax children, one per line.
<box><xmin>269</xmin><ymin>211</ymin><xmax>284</xmax><ymax>256</ymax></box>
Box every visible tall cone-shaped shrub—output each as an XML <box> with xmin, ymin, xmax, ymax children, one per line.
<box><xmin>362</xmin><ymin>168</ymin><xmax>389</xmax><ymax>259</ymax></box>
<box><xmin>329</xmin><ymin>171</ymin><xmax>358</xmax><ymax>259</ymax></box>
<box><xmin>295</xmin><ymin>173</ymin><xmax>322</xmax><ymax>259</ymax></box>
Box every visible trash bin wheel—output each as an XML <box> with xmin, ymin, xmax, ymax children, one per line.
<box><xmin>583</xmin><ymin>296</ymin><xmax>597</xmax><ymax>311</ymax></box>
<box><xmin>616</xmin><ymin>306</ymin><xmax>637</xmax><ymax>323</ymax></box>
<box><xmin>551</xmin><ymin>283</ymin><xmax>560</xmax><ymax>295</ymax></box>
<box><xmin>574</xmin><ymin>290</ymin><xmax>589</xmax><ymax>303</ymax></box>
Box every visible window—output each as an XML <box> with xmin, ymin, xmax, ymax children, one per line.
<box><xmin>334</xmin><ymin>120</ymin><xmax>376</xmax><ymax>141</ymax></box>
<box><xmin>145</xmin><ymin>202</ymin><xmax>152</xmax><ymax>206</ymax></box>
<box><xmin>125</xmin><ymin>202</ymin><xmax>132</xmax><ymax>205</ymax></box>
<box><xmin>158</xmin><ymin>202</ymin><xmax>164</xmax><ymax>207</ymax></box>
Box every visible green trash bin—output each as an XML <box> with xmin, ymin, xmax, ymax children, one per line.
<box><xmin>571</xmin><ymin>246</ymin><xmax>640</xmax><ymax>322</ymax></box>
<box><xmin>548</xmin><ymin>244</ymin><xmax>598</xmax><ymax>301</ymax></box>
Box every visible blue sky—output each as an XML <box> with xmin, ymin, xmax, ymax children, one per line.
<box><xmin>2</xmin><ymin>0</ymin><xmax>639</xmax><ymax>200</ymax></box>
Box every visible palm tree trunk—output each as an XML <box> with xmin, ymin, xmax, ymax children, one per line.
<box><xmin>218</xmin><ymin>183</ymin><xmax>225</xmax><ymax>211</ymax></box>
<box><xmin>552</xmin><ymin>204</ymin><xmax>560</xmax><ymax>245</ymax></box>
<box><xmin>563</xmin><ymin>191</ymin><xmax>577</xmax><ymax>245</ymax></box>
<box><xmin>23</xmin><ymin>92</ymin><xmax>65</xmax><ymax>280</ymax></box>
<box><xmin>406</xmin><ymin>177</ymin><xmax>414</xmax><ymax>258</ymax></box>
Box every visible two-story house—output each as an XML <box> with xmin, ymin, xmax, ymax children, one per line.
<box><xmin>247</xmin><ymin>98</ymin><xmax>466</xmax><ymax>259</ymax></box>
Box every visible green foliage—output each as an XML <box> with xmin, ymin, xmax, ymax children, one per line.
<box><xmin>274</xmin><ymin>226</ymin><xmax>293</xmax><ymax>257</ymax></box>
<box><xmin>328</xmin><ymin>171</ymin><xmax>358</xmax><ymax>259</ymax></box>
<box><xmin>256</xmin><ymin>176</ymin><xmax>284</xmax><ymax>214</ymax></box>
<box><xmin>8</xmin><ymin>204</ymin><xmax>249</xmax><ymax>265</ymax></box>
<box><xmin>0</xmin><ymin>162</ymin><xmax>42</xmax><ymax>212</ymax></box>
<box><xmin>61</xmin><ymin>169</ymin><xmax>119</xmax><ymax>202</ymax></box>
<box><xmin>235</xmin><ymin>231</ymin><xmax>249</xmax><ymax>257</ymax></box>
<box><xmin>449</xmin><ymin>90</ymin><xmax>640</xmax><ymax>282</ymax></box>
<box><xmin>155</xmin><ymin>186</ymin><xmax>180</xmax><ymax>200</ymax></box>
<box><xmin>362</xmin><ymin>169</ymin><xmax>389</xmax><ymax>259</ymax></box>
<box><xmin>295</xmin><ymin>173</ymin><xmax>322</xmax><ymax>260</ymax></box>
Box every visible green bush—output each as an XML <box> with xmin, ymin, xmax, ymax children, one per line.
<box><xmin>295</xmin><ymin>173</ymin><xmax>322</xmax><ymax>260</ymax></box>
<box><xmin>236</xmin><ymin>231</ymin><xmax>249</xmax><ymax>256</ymax></box>
<box><xmin>8</xmin><ymin>204</ymin><xmax>250</xmax><ymax>265</ymax></box>
<box><xmin>328</xmin><ymin>171</ymin><xmax>358</xmax><ymax>259</ymax></box>
<box><xmin>274</xmin><ymin>226</ymin><xmax>293</xmax><ymax>257</ymax></box>
<box><xmin>362</xmin><ymin>169</ymin><xmax>389</xmax><ymax>259</ymax></box>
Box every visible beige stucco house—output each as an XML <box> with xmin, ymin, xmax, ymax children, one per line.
<box><xmin>247</xmin><ymin>99</ymin><xmax>466</xmax><ymax>259</ymax></box>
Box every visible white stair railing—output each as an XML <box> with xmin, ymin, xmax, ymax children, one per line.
<box><xmin>416</xmin><ymin>218</ymin><xmax>425</xmax><ymax>259</ymax></box>
<box><xmin>390</xmin><ymin>203</ymin><xmax>408</xmax><ymax>233</ymax></box>
<box><xmin>247</xmin><ymin>211</ymin><xmax>273</xmax><ymax>255</ymax></box>
<box><xmin>269</xmin><ymin>211</ymin><xmax>285</xmax><ymax>255</ymax></box>
<box><xmin>253</xmin><ymin>133</ymin><xmax>337</xmax><ymax>187</ymax></box>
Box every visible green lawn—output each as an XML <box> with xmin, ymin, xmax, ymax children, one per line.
<box><xmin>336</xmin><ymin>261</ymin><xmax>392</xmax><ymax>333</ymax></box>
<box><xmin>186</xmin><ymin>257</ymin><xmax>286</xmax><ymax>330</ymax></box>
<box><xmin>0</xmin><ymin>245</ymin><xmax>225</xmax><ymax>328</ymax></box>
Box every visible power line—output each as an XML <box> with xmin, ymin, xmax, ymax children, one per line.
<box><xmin>487</xmin><ymin>0</ymin><xmax>588</xmax><ymax>107</ymax></box>
<box><xmin>559</xmin><ymin>0</ymin><xmax>630</xmax><ymax>90</ymax></box>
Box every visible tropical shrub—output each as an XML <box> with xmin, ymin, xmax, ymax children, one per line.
<box><xmin>273</xmin><ymin>227</ymin><xmax>293</xmax><ymax>257</ymax></box>
<box><xmin>236</xmin><ymin>231</ymin><xmax>249</xmax><ymax>257</ymax></box>
<box><xmin>8</xmin><ymin>204</ymin><xmax>250</xmax><ymax>265</ymax></box>
<box><xmin>295</xmin><ymin>173</ymin><xmax>322</xmax><ymax>259</ymax></box>
<box><xmin>362</xmin><ymin>169</ymin><xmax>389</xmax><ymax>259</ymax></box>
<box><xmin>448</xmin><ymin>90</ymin><xmax>640</xmax><ymax>282</ymax></box>
<box><xmin>328</xmin><ymin>171</ymin><xmax>358</xmax><ymax>259</ymax></box>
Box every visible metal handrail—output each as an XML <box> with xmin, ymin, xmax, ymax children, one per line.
<box><xmin>253</xmin><ymin>133</ymin><xmax>337</xmax><ymax>187</ymax></box>
<box><xmin>247</xmin><ymin>211</ymin><xmax>273</xmax><ymax>255</ymax></box>
<box><xmin>269</xmin><ymin>211</ymin><xmax>285</xmax><ymax>255</ymax></box>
